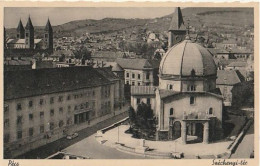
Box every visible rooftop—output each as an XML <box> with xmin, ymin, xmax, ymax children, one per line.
<box><xmin>116</xmin><ymin>58</ymin><xmax>160</xmax><ymax>70</ymax></box>
<box><xmin>216</xmin><ymin>70</ymin><xmax>242</xmax><ymax>85</ymax></box>
<box><xmin>4</xmin><ymin>66</ymin><xmax>113</xmax><ymax>100</ymax></box>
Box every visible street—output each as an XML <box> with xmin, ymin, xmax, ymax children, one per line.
<box><xmin>231</xmin><ymin>121</ymin><xmax>254</xmax><ymax>158</ymax></box>
<box><xmin>63</xmin><ymin>134</ymin><xmax>148</xmax><ymax>159</ymax></box>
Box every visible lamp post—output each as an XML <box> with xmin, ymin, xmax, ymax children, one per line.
<box><xmin>117</xmin><ymin>125</ymin><xmax>120</xmax><ymax>143</ymax></box>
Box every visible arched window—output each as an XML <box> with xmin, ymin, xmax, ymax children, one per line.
<box><xmin>169</xmin><ymin>84</ymin><xmax>173</xmax><ymax>90</ymax></box>
<box><xmin>209</xmin><ymin>108</ymin><xmax>213</xmax><ymax>115</ymax></box>
<box><xmin>170</xmin><ymin>108</ymin><xmax>174</xmax><ymax>115</ymax></box>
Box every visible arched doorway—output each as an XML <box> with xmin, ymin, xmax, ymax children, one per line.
<box><xmin>172</xmin><ymin>121</ymin><xmax>181</xmax><ymax>140</ymax></box>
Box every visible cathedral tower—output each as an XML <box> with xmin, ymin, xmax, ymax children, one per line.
<box><xmin>25</xmin><ymin>16</ymin><xmax>34</xmax><ymax>49</ymax></box>
<box><xmin>168</xmin><ymin>7</ymin><xmax>187</xmax><ymax>48</ymax></box>
<box><xmin>16</xmin><ymin>19</ymin><xmax>25</xmax><ymax>39</ymax></box>
<box><xmin>44</xmin><ymin>18</ymin><xmax>53</xmax><ymax>52</ymax></box>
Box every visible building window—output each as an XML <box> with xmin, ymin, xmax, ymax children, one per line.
<box><xmin>92</xmin><ymin>91</ymin><xmax>95</xmax><ymax>96</ymax></box>
<box><xmin>59</xmin><ymin>120</ymin><xmax>64</xmax><ymax>127</ymax></box>
<box><xmin>138</xmin><ymin>74</ymin><xmax>141</xmax><ymax>79</ymax></box>
<box><xmin>29</xmin><ymin>128</ymin><xmax>34</xmax><ymax>137</ymax></box>
<box><xmin>170</xmin><ymin>108</ymin><xmax>174</xmax><ymax>115</ymax></box>
<box><xmin>50</xmin><ymin>97</ymin><xmax>54</xmax><ymax>104</ymax></box>
<box><xmin>29</xmin><ymin>114</ymin><xmax>34</xmax><ymax>121</ymax></box>
<box><xmin>29</xmin><ymin>100</ymin><xmax>33</xmax><ymax>107</ymax></box>
<box><xmin>17</xmin><ymin>103</ymin><xmax>22</xmax><ymax>110</ymax></box>
<box><xmin>40</xmin><ymin>125</ymin><xmax>44</xmax><ymax>133</ymax></box>
<box><xmin>86</xmin><ymin>102</ymin><xmax>89</xmax><ymax>108</ymax></box>
<box><xmin>17</xmin><ymin>131</ymin><xmax>22</xmax><ymax>139</ymax></box>
<box><xmin>132</xmin><ymin>73</ymin><xmax>135</xmax><ymax>79</ymax></box>
<box><xmin>147</xmin><ymin>98</ymin><xmax>151</xmax><ymax>105</ymax></box>
<box><xmin>126</xmin><ymin>73</ymin><xmax>129</xmax><ymax>78</ymax></box>
<box><xmin>17</xmin><ymin>116</ymin><xmax>22</xmax><ymax>125</ymax></box>
<box><xmin>40</xmin><ymin>112</ymin><xmax>44</xmax><ymax>118</ymax></box>
<box><xmin>4</xmin><ymin>134</ymin><xmax>10</xmax><ymax>143</ymax></box>
<box><xmin>49</xmin><ymin>122</ymin><xmax>54</xmax><ymax>130</ymax></box>
<box><xmin>25</xmin><ymin>32</ymin><xmax>29</xmax><ymax>37</ymax></box>
<box><xmin>169</xmin><ymin>84</ymin><xmax>173</xmax><ymax>90</ymax></box>
<box><xmin>126</xmin><ymin>81</ymin><xmax>129</xmax><ymax>85</ymax></box>
<box><xmin>4</xmin><ymin>119</ymin><xmax>9</xmax><ymax>128</ymax></box>
<box><xmin>39</xmin><ymin>99</ymin><xmax>44</xmax><ymax>105</ymax></box>
<box><xmin>50</xmin><ymin>109</ymin><xmax>54</xmax><ymax>116</ymax></box>
<box><xmin>187</xmin><ymin>85</ymin><xmax>196</xmax><ymax>91</ymax></box>
<box><xmin>137</xmin><ymin>98</ymin><xmax>141</xmax><ymax>104</ymax></box>
<box><xmin>209</xmin><ymin>108</ymin><xmax>213</xmax><ymax>115</ymax></box>
<box><xmin>138</xmin><ymin>82</ymin><xmax>141</xmax><ymax>86</ymax></box>
<box><xmin>67</xmin><ymin>95</ymin><xmax>71</xmax><ymax>100</ymax></box>
<box><xmin>59</xmin><ymin>107</ymin><xmax>63</xmax><ymax>114</ymax></box>
<box><xmin>68</xmin><ymin>105</ymin><xmax>71</xmax><ymax>111</ymax></box>
<box><xmin>92</xmin><ymin>101</ymin><xmax>95</xmax><ymax>109</ymax></box>
<box><xmin>146</xmin><ymin>73</ymin><xmax>150</xmax><ymax>80</ymax></box>
<box><xmin>132</xmin><ymin>82</ymin><xmax>135</xmax><ymax>86</ymax></box>
<box><xmin>190</xmin><ymin>96</ymin><xmax>195</xmax><ymax>105</ymax></box>
<box><xmin>58</xmin><ymin>96</ymin><xmax>63</xmax><ymax>102</ymax></box>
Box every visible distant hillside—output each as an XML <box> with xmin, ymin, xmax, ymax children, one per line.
<box><xmin>6</xmin><ymin>7</ymin><xmax>254</xmax><ymax>38</ymax></box>
<box><xmin>145</xmin><ymin>7</ymin><xmax>254</xmax><ymax>33</ymax></box>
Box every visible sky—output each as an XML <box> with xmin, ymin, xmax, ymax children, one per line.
<box><xmin>4</xmin><ymin>7</ymin><xmax>176</xmax><ymax>28</ymax></box>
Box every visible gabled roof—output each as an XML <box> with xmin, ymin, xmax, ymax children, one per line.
<box><xmin>216</xmin><ymin>70</ymin><xmax>242</xmax><ymax>85</ymax></box>
<box><xmin>25</xmin><ymin>16</ymin><xmax>34</xmax><ymax>30</ymax></box>
<box><xmin>116</xmin><ymin>58</ymin><xmax>160</xmax><ymax>70</ymax></box>
<box><xmin>4</xmin><ymin>66</ymin><xmax>112</xmax><ymax>100</ymax></box>
<box><xmin>17</xmin><ymin>19</ymin><xmax>25</xmax><ymax>32</ymax></box>
<box><xmin>169</xmin><ymin>7</ymin><xmax>186</xmax><ymax>31</ymax></box>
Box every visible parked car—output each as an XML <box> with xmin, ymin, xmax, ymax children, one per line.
<box><xmin>66</xmin><ymin>133</ymin><xmax>79</xmax><ymax>140</ymax></box>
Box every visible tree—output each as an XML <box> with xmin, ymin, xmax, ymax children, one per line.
<box><xmin>128</xmin><ymin>106</ymin><xmax>136</xmax><ymax>126</ymax></box>
<box><xmin>73</xmin><ymin>46</ymin><xmax>92</xmax><ymax>60</ymax></box>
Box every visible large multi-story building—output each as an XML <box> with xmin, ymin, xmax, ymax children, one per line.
<box><xmin>116</xmin><ymin>58</ymin><xmax>160</xmax><ymax>86</ymax></box>
<box><xmin>4</xmin><ymin>66</ymin><xmax>124</xmax><ymax>158</ymax></box>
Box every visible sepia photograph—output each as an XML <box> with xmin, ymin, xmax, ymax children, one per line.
<box><xmin>1</xmin><ymin>3</ymin><xmax>258</xmax><ymax>165</ymax></box>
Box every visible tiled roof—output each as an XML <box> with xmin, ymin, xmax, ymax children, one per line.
<box><xmin>95</xmin><ymin>67</ymin><xmax>119</xmax><ymax>81</ymax></box>
<box><xmin>159</xmin><ymin>89</ymin><xmax>181</xmax><ymax>99</ymax></box>
<box><xmin>131</xmin><ymin>86</ymin><xmax>156</xmax><ymax>95</ymax></box>
<box><xmin>227</xmin><ymin>61</ymin><xmax>247</xmax><ymax>67</ymax></box>
<box><xmin>116</xmin><ymin>58</ymin><xmax>160</xmax><ymax>70</ymax></box>
<box><xmin>4</xmin><ymin>66</ymin><xmax>112</xmax><ymax>100</ymax></box>
<box><xmin>216</xmin><ymin>70</ymin><xmax>242</xmax><ymax>85</ymax></box>
<box><xmin>159</xmin><ymin>89</ymin><xmax>222</xmax><ymax>99</ymax></box>
<box><xmin>17</xmin><ymin>19</ymin><xmax>25</xmax><ymax>32</ymax></box>
<box><xmin>25</xmin><ymin>16</ymin><xmax>34</xmax><ymax>30</ymax></box>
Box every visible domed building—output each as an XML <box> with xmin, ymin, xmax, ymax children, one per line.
<box><xmin>154</xmin><ymin>37</ymin><xmax>223</xmax><ymax>143</ymax></box>
<box><xmin>130</xmin><ymin>8</ymin><xmax>223</xmax><ymax>144</ymax></box>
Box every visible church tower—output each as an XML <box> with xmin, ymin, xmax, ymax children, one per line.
<box><xmin>168</xmin><ymin>7</ymin><xmax>187</xmax><ymax>48</ymax></box>
<box><xmin>44</xmin><ymin>18</ymin><xmax>53</xmax><ymax>52</ymax></box>
<box><xmin>25</xmin><ymin>16</ymin><xmax>34</xmax><ymax>49</ymax></box>
<box><xmin>16</xmin><ymin>19</ymin><xmax>25</xmax><ymax>39</ymax></box>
